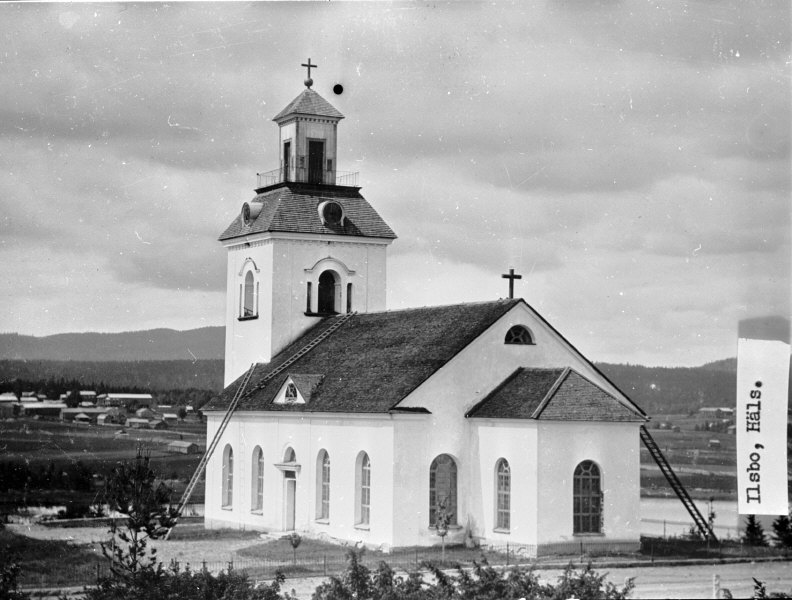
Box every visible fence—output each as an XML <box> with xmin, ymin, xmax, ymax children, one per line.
<box><xmin>19</xmin><ymin>537</ymin><xmax>792</xmax><ymax>591</ymax></box>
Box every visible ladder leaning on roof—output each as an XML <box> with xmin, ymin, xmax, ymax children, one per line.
<box><xmin>164</xmin><ymin>311</ymin><xmax>357</xmax><ymax>540</ymax></box>
<box><xmin>640</xmin><ymin>425</ymin><xmax>717</xmax><ymax>542</ymax></box>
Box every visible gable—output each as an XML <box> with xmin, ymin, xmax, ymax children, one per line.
<box><xmin>394</xmin><ymin>300</ymin><xmax>646</xmax><ymax>419</ymax></box>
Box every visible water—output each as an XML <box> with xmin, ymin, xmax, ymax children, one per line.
<box><xmin>640</xmin><ymin>497</ymin><xmax>739</xmax><ymax>539</ymax></box>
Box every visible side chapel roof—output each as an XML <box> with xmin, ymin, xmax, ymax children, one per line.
<box><xmin>205</xmin><ymin>299</ymin><xmax>522</xmax><ymax>413</ymax></box>
<box><xmin>466</xmin><ymin>367</ymin><xmax>645</xmax><ymax>422</ymax></box>
<box><xmin>218</xmin><ymin>183</ymin><xmax>396</xmax><ymax>241</ymax></box>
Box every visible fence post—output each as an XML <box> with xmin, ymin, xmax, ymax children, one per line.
<box><xmin>323</xmin><ymin>554</ymin><xmax>327</xmax><ymax>577</ymax></box>
<box><xmin>202</xmin><ymin>560</ymin><xmax>207</xmax><ymax>573</ymax></box>
<box><xmin>506</xmin><ymin>542</ymin><xmax>509</xmax><ymax>566</ymax></box>
<box><xmin>415</xmin><ymin>548</ymin><xmax>419</xmax><ymax>569</ymax></box>
<box><xmin>96</xmin><ymin>563</ymin><xmax>100</xmax><ymax>583</ymax></box>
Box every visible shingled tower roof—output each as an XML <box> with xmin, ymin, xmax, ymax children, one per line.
<box><xmin>273</xmin><ymin>88</ymin><xmax>344</xmax><ymax>122</ymax></box>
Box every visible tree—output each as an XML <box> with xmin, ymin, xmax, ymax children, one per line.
<box><xmin>100</xmin><ymin>451</ymin><xmax>179</xmax><ymax>580</ymax></box>
<box><xmin>177</xmin><ymin>406</ymin><xmax>188</xmax><ymax>421</ymax></box>
<box><xmin>742</xmin><ymin>514</ymin><xmax>768</xmax><ymax>546</ymax></box>
<box><xmin>84</xmin><ymin>451</ymin><xmax>294</xmax><ymax>600</ymax></box>
<box><xmin>771</xmin><ymin>514</ymin><xmax>792</xmax><ymax>549</ymax></box>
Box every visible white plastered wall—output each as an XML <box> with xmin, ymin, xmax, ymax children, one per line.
<box><xmin>224</xmin><ymin>234</ymin><xmax>389</xmax><ymax>386</ymax></box>
<box><xmin>203</xmin><ymin>412</ymin><xmax>396</xmax><ymax>547</ymax></box>
<box><xmin>535</xmin><ymin>420</ymin><xmax>641</xmax><ymax>547</ymax></box>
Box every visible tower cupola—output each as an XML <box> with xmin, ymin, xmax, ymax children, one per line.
<box><xmin>259</xmin><ymin>58</ymin><xmax>350</xmax><ymax>189</ymax></box>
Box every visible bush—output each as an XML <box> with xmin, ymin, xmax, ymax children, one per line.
<box><xmin>311</xmin><ymin>549</ymin><xmax>635</xmax><ymax>600</ymax></box>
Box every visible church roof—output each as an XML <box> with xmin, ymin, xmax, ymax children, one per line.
<box><xmin>204</xmin><ymin>299</ymin><xmax>523</xmax><ymax>414</ymax></box>
<box><xmin>218</xmin><ymin>183</ymin><xmax>397</xmax><ymax>241</ymax></box>
<box><xmin>273</xmin><ymin>88</ymin><xmax>344</xmax><ymax>121</ymax></box>
<box><xmin>466</xmin><ymin>367</ymin><xmax>645</xmax><ymax>421</ymax></box>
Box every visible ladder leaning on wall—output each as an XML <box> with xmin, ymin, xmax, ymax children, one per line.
<box><xmin>640</xmin><ymin>425</ymin><xmax>717</xmax><ymax>542</ymax></box>
<box><xmin>163</xmin><ymin>311</ymin><xmax>357</xmax><ymax>540</ymax></box>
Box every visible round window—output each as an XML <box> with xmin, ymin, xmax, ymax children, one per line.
<box><xmin>318</xmin><ymin>201</ymin><xmax>344</xmax><ymax>226</ymax></box>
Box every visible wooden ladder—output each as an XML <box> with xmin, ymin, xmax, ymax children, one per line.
<box><xmin>164</xmin><ymin>311</ymin><xmax>357</xmax><ymax>539</ymax></box>
<box><xmin>640</xmin><ymin>425</ymin><xmax>717</xmax><ymax>542</ymax></box>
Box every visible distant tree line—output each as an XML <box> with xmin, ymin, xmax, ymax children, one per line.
<box><xmin>0</xmin><ymin>359</ymin><xmax>222</xmax><ymax>395</ymax></box>
<box><xmin>0</xmin><ymin>359</ymin><xmax>222</xmax><ymax>409</ymax></box>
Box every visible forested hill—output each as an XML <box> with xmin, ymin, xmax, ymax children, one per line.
<box><xmin>596</xmin><ymin>362</ymin><xmax>736</xmax><ymax>416</ymax></box>
<box><xmin>0</xmin><ymin>327</ymin><xmax>224</xmax><ymax>361</ymax></box>
<box><xmin>3</xmin><ymin>326</ymin><xmax>783</xmax><ymax>416</ymax></box>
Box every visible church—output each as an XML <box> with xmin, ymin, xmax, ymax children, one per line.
<box><xmin>202</xmin><ymin>62</ymin><xmax>648</xmax><ymax>555</ymax></box>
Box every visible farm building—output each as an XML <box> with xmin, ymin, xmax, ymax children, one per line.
<box><xmin>168</xmin><ymin>440</ymin><xmax>200</xmax><ymax>454</ymax></box>
<box><xmin>97</xmin><ymin>413</ymin><xmax>125</xmax><ymax>426</ymax></box>
<box><xmin>0</xmin><ymin>403</ymin><xmax>16</xmax><ymax>418</ymax></box>
<box><xmin>98</xmin><ymin>393</ymin><xmax>154</xmax><ymax>408</ymax></box>
<box><xmin>698</xmin><ymin>407</ymin><xmax>734</xmax><ymax>419</ymax></box>
<box><xmin>0</xmin><ymin>392</ymin><xmax>18</xmax><ymax>402</ymax></box>
<box><xmin>135</xmin><ymin>408</ymin><xmax>155</xmax><ymax>419</ymax></box>
<box><xmin>60</xmin><ymin>407</ymin><xmax>108</xmax><ymax>423</ymax></box>
<box><xmin>74</xmin><ymin>412</ymin><xmax>93</xmax><ymax>424</ymax></box>
<box><xmin>126</xmin><ymin>418</ymin><xmax>150</xmax><ymax>429</ymax></box>
<box><xmin>162</xmin><ymin>413</ymin><xmax>179</xmax><ymax>425</ymax></box>
<box><xmin>149</xmin><ymin>419</ymin><xmax>168</xmax><ymax>430</ymax></box>
<box><xmin>79</xmin><ymin>391</ymin><xmax>97</xmax><ymax>402</ymax></box>
<box><xmin>21</xmin><ymin>402</ymin><xmax>66</xmax><ymax>419</ymax></box>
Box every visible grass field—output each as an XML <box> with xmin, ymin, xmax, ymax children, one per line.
<box><xmin>1</xmin><ymin>418</ymin><xmax>206</xmax><ymax>509</ymax></box>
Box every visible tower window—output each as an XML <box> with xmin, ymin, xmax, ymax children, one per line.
<box><xmin>318</xmin><ymin>270</ymin><xmax>340</xmax><ymax>314</ymax></box>
<box><xmin>239</xmin><ymin>266</ymin><xmax>259</xmax><ymax>321</ymax></box>
<box><xmin>504</xmin><ymin>325</ymin><xmax>534</xmax><ymax>345</ymax></box>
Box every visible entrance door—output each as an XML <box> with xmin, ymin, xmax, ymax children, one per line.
<box><xmin>283</xmin><ymin>142</ymin><xmax>291</xmax><ymax>182</ymax></box>
<box><xmin>308</xmin><ymin>140</ymin><xmax>324</xmax><ymax>184</ymax></box>
<box><xmin>284</xmin><ymin>472</ymin><xmax>296</xmax><ymax>530</ymax></box>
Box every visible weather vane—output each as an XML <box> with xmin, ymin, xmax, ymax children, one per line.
<box><xmin>302</xmin><ymin>58</ymin><xmax>317</xmax><ymax>89</ymax></box>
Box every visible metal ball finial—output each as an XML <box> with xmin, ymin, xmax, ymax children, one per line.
<box><xmin>304</xmin><ymin>77</ymin><xmax>313</xmax><ymax>88</ymax></box>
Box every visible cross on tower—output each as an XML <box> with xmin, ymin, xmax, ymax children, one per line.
<box><xmin>301</xmin><ymin>58</ymin><xmax>317</xmax><ymax>88</ymax></box>
<box><xmin>502</xmin><ymin>268</ymin><xmax>522</xmax><ymax>299</ymax></box>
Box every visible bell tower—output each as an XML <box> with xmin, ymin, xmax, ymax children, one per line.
<box><xmin>220</xmin><ymin>60</ymin><xmax>397</xmax><ymax>386</ymax></box>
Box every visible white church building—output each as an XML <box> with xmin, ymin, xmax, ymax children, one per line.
<box><xmin>203</xmin><ymin>65</ymin><xmax>648</xmax><ymax>555</ymax></box>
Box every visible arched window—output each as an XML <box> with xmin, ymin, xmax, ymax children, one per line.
<box><xmin>222</xmin><ymin>445</ymin><xmax>234</xmax><ymax>509</ymax></box>
<box><xmin>251</xmin><ymin>446</ymin><xmax>264</xmax><ymax>512</ymax></box>
<box><xmin>316</xmin><ymin>450</ymin><xmax>330</xmax><ymax>521</ymax></box>
<box><xmin>495</xmin><ymin>459</ymin><xmax>511</xmax><ymax>531</ymax></box>
<box><xmin>355</xmin><ymin>452</ymin><xmax>371</xmax><ymax>526</ymax></box>
<box><xmin>429</xmin><ymin>454</ymin><xmax>457</xmax><ymax>527</ymax></box>
<box><xmin>243</xmin><ymin>271</ymin><xmax>256</xmax><ymax>317</ymax></box>
<box><xmin>573</xmin><ymin>460</ymin><xmax>602</xmax><ymax>534</ymax></box>
<box><xmin>504</xmin><ymin>325</ymin><xmax>534</xmax><ymax>345</ymax></box>
<box><xmin>318</xmin><ymin>270</ymin><xmax>339</xmax><ymax>314</ymax></box>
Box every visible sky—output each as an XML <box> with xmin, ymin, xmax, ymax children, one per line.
<box><xmin>0</xmin><ymin>1</ymin><xmax>789</xmax><ymax>367</ymax></box>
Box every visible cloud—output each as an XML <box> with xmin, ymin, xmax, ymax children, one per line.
<box><xmin>0</xmin><ymin>2</ymin><xmax>788</xmax><ymax>366</ymax></box>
